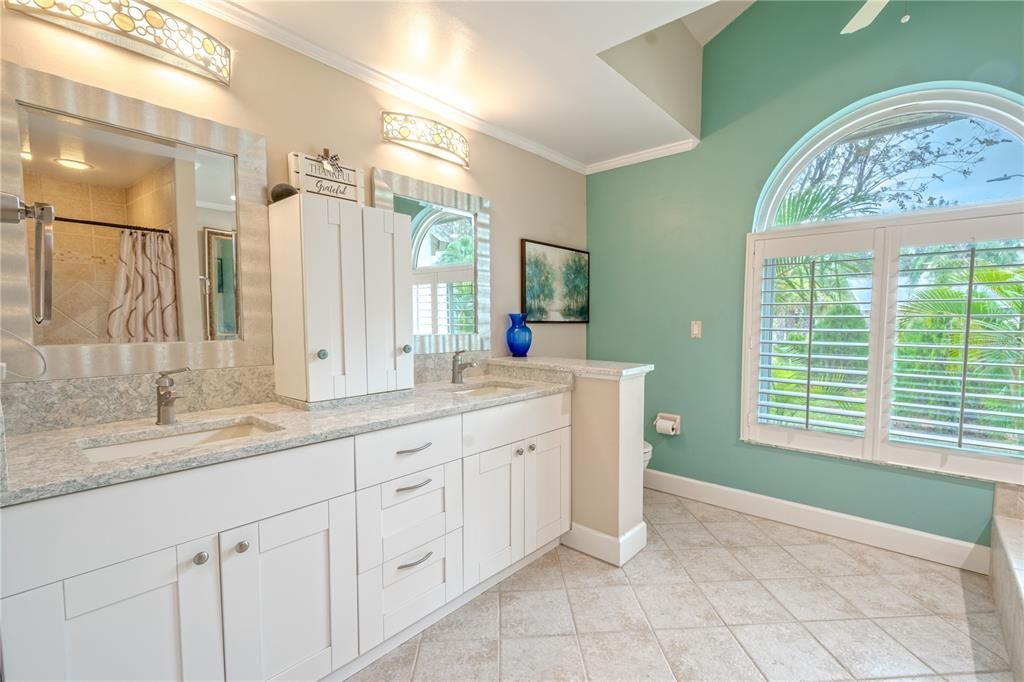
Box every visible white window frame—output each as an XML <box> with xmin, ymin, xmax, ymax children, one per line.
<box><xmin>741</xmin><ymin>201</ymin><xmax>1024</xmax><ymax>484</ymax></box>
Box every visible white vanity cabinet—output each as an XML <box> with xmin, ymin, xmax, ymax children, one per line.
<box><xmin>1</xmin><ymin>537</ymin><xmax>224</xmax><ymax>681</ymax></box>
<box><xmin>269</xmin><ymin>193</ymin><xmax>413</xmax><ymax>403</ymax></box>
<box><xmin>219</xmin><ymin>496</ymin><xmax>358</xmax><ymax>681</ymax></box>
<box><xmin>462</xmin><ymin>393</ymin><xmax>572</xmax><ymax>588</ymax></box>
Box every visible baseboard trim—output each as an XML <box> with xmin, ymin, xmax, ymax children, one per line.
<box><xmin>561</xmin><ymin>520</ymin><xmax>647</xmax><ymax>567</ymax></box>
<box><xmin>644</xmin><ymin>469</ymin><xmax>991</xmax><ymax>574</ymax></box>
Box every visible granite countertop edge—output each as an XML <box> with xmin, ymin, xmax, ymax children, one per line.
<box><xmin>2</xmin><ymin>380</ymin><xmax>571</xmax><ymax>508</ymax></box>
<box><xmin>486</xmin><ymin>356</ymin><xmax>655</xmax><ymax>378</ymax></box>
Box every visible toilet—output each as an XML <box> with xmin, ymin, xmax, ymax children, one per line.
<box><xmin>642</xmin><ymin>440</ymin><xmax>653</xmax><ymax>469</ymax></box>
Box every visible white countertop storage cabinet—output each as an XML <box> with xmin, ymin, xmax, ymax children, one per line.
<box><xmin>269</xmin><ymin>194</ymin><xmax>413</xmax><ymax>403</ymax></box>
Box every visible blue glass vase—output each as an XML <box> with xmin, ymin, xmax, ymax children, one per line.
<box><xmin>506</xmin><ymin>313</ymin><xmax>533</xmax><ymax>357</ymax></box>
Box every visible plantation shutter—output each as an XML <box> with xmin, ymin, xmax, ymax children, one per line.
<box><xmin>888</xmin><ymin>239</ymin><xmax>1024</xmax><ymax>457</ymax></box>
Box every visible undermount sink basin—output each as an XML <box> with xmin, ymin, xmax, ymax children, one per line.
<box><xmin>80</xmin><ymin>418</ymin><xmax>281</xmax><ymax>464</ymax></box>
<box><xmin>442</xmin><ymin>381</ymin><xmax>523</xmax><ymax>398</ymax></box>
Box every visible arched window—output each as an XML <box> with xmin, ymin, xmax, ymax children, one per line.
<box><xmin>406</xmin><ymin>202</ymin><xmax>476</xmax><ymax>336</ymax></box>
<box><xmin>741</xmin><ymin>84</ymin><xmax>1024</xmax><ymax>484</ymax></box>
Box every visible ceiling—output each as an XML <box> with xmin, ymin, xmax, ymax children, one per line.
<box><xmin>193</xmin><ymin>1</ymin><xmax>751</xmax><ymax>174</ymax></box>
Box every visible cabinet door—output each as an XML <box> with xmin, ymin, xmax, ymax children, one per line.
<box><xmin>0</xmin><ymin>537</ymin><xmax>223</xmax><ymax>681</ymax></box>
<box><xmin>462</xmin><ymin>442</ymin><xmax>525</xmax><ymax>589</ymax></box>
<box><xmin>219</xmin><ymin>496</ymin><xmax>358</xmax><ymax>681</ymax></box>
<box><xmin>525</xmin><ymin>427</ymin><xmax>572</xmax><ymax>553</ymax></box>
<box><xmin>302</xmin><ymin>194</ymin><xmax>367</xmax><ymax>401</ymax></box>
<box><xmin>362</xmin><ymin>207</ymin><xmax>413</xmax><ymax>393</ymax></box>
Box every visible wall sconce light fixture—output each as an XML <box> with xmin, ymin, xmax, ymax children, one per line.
<box><xmin>382</xmin><ymin>112</ymin><xmax>469</xmax><ymax>168</ymax></box>
<box><xmin>4</xmin><ymin>0</ymin><xmax>232</xmax><ymax>85</ymax></box>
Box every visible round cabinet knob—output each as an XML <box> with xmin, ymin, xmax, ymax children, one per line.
<box><xmin>236</xmin><ymin>540</ymin><xmax>250</xmax><ymax>554</ymax></box>
<box><xmin>316</xmin><ymin>349</ymin><xmax>329</xmax><ymax>360</ymax></box>
<box><xmin>528</xmin><ymin>443</ymin><xmax>537</xmax><ymax>452</ymax></box>
<box><xmin>514</xmin><ymin>447</ymin><xmax>524</xmax><ymax>457</ymax></box>
<box><xmin>402</xmin><ymin>344</ymin><xmax>413</xmax><ymax>354</ymax></box>
<box><xmin>192</xmin><ymin>551</ymin><xmax>210</xmax><ymax>566</ymax></box>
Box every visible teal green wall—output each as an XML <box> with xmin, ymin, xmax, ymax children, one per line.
<box><xmin>587</xmin><ymin>1</ymin><xmax>1024</xmax><ymax>546</ymax></box>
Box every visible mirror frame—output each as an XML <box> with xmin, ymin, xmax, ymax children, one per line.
<box><xmin>0</xmin><ymin>62</ymin><xmax>271</xmax><ymax>381</ymax></box>
<box><xmin>372</xmin><ymin>168</ymin><xmax>491</xmax><ymax>354</ymax></box>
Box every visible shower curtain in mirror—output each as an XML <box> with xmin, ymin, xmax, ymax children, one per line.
<box><xmin>106</xmin><ymin>230</ymin><xmax>180</xmax><ymax>342</ymax></box>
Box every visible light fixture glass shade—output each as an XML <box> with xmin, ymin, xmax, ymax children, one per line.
<box><xmin>382</xmin><ymin>112</ymin><xmax>469</xmax><ymax>168</ymax></box>
<box><xmin>4</xmin><ymin>0</ymin><xmax>231</xmax><ymax>85</ymax></box>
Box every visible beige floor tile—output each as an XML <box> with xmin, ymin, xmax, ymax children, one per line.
<box><xmin>944</xmin><ymin>673</ymin><xmax>1016</xmax><ymax>682</ymax></box>
<box><xmin>656</xmin><ymin>627</ymin><xmax>764</xmax><ymax>681</ymax></box>
<box><xmin>350</xmin><ymin>635</ymin><xmax>420</xmax><ymax>682</ymax></box>
<box><xmin>499</xmin><ymin>590</ymin><xmax>575</xmax><ymax>637</ymax></box>
<box><xmin>422</xmin><ymin>592</ymin><xmax>498</xmax><ymax>640</ymax></box>
<box><xmin>823</xmin><ymin>575</ymin><xmax>931</xmax><ymax>617</ymax></box>
<box><xmin>826</xmin><ymin>538</ymin><xmax>934</xmax><ymax>574</ymax></box>
<box><xmin>750</xmin><ymin>518</ymin><xmax>830</xmax><ymax>545</ymax></box>
<box><xmin>577</xmin><ymin>631</ymin><xmax>674</xmax><ymax>681</ymax></box>
<box><xmin>643</xmin><ymin>488</ymin><xmax>680</xmax><ymax>505</ymax></box>
<box><xmin>644</xmin><ymin>499</ymin><xmax>698</xmax><ymax>524</ymax></box>
<box><xmin>784</xmin><ymin>544</ymin><xmax>873</xmax><ymax>576</ymax></box>
<box><xmin>643</xmin><ymin>525</ymin><xmax>671</xmax><ymax>552</ymax></box>
<box><xmin>499</xmin><ymin>549</ymin><xmax>564</xmax><ymax>592</ymax></box>
<box><xmin>654</xmin><ymin>522</ymin><xmax>720</xmax><ymax>549</ymax></box>
<box><xmin>681</xmin><ymin>499</ymin><xmax>747</xmax><ymax>523</ymax></box>
<box><xmin>557</xmin><ymin>546</ymin><xmax>628</xmax><ymax>588</ymax></box>
<box><xmin>412</xmin><ymin>638</ymin><xmax>498</xmax><ymax>681</ymax></box>
<box><xmin>704</xmin><ymin>521</ymin><xmax>774</xmax><ymax>547</ymax></box>
<box><xmin>698</xmin><ymin>580</ymin><xmax>793</xmax><ymax>625</ymax></box>
<box><xmin>674</xmin><ymin>547</ymin><xmax>752</xmax><ymax>582</ymax></box>
<box><xmin>623</xmin><ymin>550</ymin><xmax>693</xmax><ymax>585</ymax></box>
<box><xmin>875</xmin><ymin>615</ymin><xmax>1010</xmax><ymax>674</ymax></box>
<box><xmin>499</xmin><ymin>636</ymin><xmax>585</xmax><ymax>681</ymax></box>
<box><xmin>567</xmin><ymin>585</ymin><xmax>649</xmax><ymax>633</ymax></box>
<box><xmin>803</xmin><ymin>618</ymin><xmax>931</xmax><ymax>678</ymax></box>
<box><xmin>634</xmin><ymin>583</ymin><xmax>722</xmax><ymax>629</ymax></box>
<box><xmin>941</xmin><ymin>612</ymin><xmax>1011</xmax><ymax>662</ymax></box>
<box><xmin>760</xmin><ymin>578</ymin><xmax>864</xmax><ymax>621</ymax></box>
<box><xmin>930</xmin><ymin>567</ymin><xmax>994</xmax><ymax>599</ymax></box>
<box><xmin>881</xmin><ymin>572</ymin><xmax>997</xmax><ymax>615</ymax></box>
<box><xmin>731</xmin><ymin>622</ymin><xmax>850</xmax><ymax>681</ymax></box>
<box><xmin>731</xmin><ymin>546</ymin><xmax>813</xmax><ymax>579</ymax></box>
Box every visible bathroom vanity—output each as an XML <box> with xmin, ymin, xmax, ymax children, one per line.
<box><xmin>1</xmin><ymin>381</ymin><xmax>571</xmax><ymax>681</ymax></box>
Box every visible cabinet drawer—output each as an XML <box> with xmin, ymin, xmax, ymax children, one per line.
<box><xmin>357</xmin><ymin>529</ymin><xmax>463</xmax><ymax>653</ymax></box>
<box><xmin>356</xmin><ymin>461</ymin><xmax>462</xmax><ymax>573</ymax></box>
<box><xmin>355</xmin><ymin>416</ymin><xmax>461</xmax><ymax>488</ymax></box>
<box><xmin>463</xmin><ymin>393</ymin><xmax>571</xmax><ymax>455</ymax></box>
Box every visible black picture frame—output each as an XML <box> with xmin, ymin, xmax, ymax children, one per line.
<box><xmin>520</xmin><ymin>239</ymin><xmax>590</xmax><ymax>324</ymax></box>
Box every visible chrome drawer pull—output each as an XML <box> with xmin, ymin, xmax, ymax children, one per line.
<box><xmin>396</xmin><ymin>441</ymin><xmax>432</xmax><ymax>455</ymax></box>
<box><xmin>395</xmin><ymin>478</ymin><xmax>433</xmax><ymax>493</ymax></box>
<box><xmin>397</xmin><ymin>551</ymin><xmax>434</xmax><ymax>570</ymax></box>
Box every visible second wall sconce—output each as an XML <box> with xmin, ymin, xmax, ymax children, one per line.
<box><xmin>382</xmin><ymin>112</ymin><xmax>470</xmax><ymax>168</ymax></box>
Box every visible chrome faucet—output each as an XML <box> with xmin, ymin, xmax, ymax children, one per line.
<box><xmin>451</xmin><ymin>351</ymin><xmax>478</xmax><ymax>385</ymax></box>
<box><xmin>155</xmin><ymin>367</ymin><xmax>189</xmax><ymax>425</ymax></box>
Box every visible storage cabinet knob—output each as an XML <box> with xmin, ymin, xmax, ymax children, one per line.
<box><xmin>515</xmin><ymin>447</ymin><xmax>524</xmax><ymax>456</ymax></box>
<box><xmin>402</xmin><ymin>344</ymin><xmax>413</xmax><ymax>354</ymax></box>
<box><xmin>236</xmin><ymin>540</ymin><xmax>250</xmax><ymax>554</ymax></box>
<box><xmin>192</xmin><ymin>551</ymin><xmax>210</xmax><ymax>565</ymax></box>
<box><xmin>528</xmin><ymin>443</ymin><xmax>537</xmax><ymax>452</ymax></box>
<box><xmin>316</xmin><ymin>349</ymin><xmax>329</xmax><ymax>360</ymax></box>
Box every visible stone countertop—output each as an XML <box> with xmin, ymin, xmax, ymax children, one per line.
<box><xmin>486</xmin><ymin>356</ymin><xmax>655</xmax><ymax>379</ymax></box>
<box><xmin>2</xmin><ymin>378</ymin><xmax>570</xmax><ymax>507</ymax></box>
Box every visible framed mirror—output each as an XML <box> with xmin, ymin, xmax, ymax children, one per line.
<box><xmin>1</xmin><ymin>63</ymin><xmax>270</xmax><ymax>380</ymax></box>
<box><xmin>372</xmin><ymin>168</ymin><xmax>491</xmax><ymax>354</ymax></box>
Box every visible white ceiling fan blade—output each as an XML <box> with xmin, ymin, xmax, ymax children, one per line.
<box><xmin>841</xmin><ymin>0</ymin><xmax>890</xmax><ymax>34</ymax></box>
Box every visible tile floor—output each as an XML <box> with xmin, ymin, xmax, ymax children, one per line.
<box><xmin>350</xmin><ymin>488</ymin><xmax>1012</xmax><ymax>681</ymax></box>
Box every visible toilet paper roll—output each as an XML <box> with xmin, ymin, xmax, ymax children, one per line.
<box><xmin>655</xmin><ymin>418</ymin><xmax>677</xmax><ymax>435</ymax></box>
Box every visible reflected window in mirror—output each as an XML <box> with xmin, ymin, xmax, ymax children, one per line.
<box><xmin>395</xmin><ymin>196</ymin><xmax>477</xmax><ymax>336</ymax></box>
<box><xmin>17</xmin><ymin>104</ymin><xmax>240</xmax><ymax>345</ymax></box>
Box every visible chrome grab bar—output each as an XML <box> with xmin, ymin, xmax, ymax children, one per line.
<box><xmin>395</xmin><ymin>442</ymin><xmax>432</xmax><ymax>456</ymax></box>
<box><xmin>395</xmin><ymin>478</ymin><xmax>433</xmax><ymax>493</ymax></box>
<box><xmin>396</xmin><ymin>551</ymin><xmax>434</xmax><ymax>570</ymax></box>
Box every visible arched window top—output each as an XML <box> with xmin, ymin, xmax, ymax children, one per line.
<box><xmin>412</xmin><ymin>208</ymin><xmax>474</xmax><ymax>269</ymax></box>
<box><xmin>754</xmin><ymin>83</ymin><xmax>1024</xmax><ymax>231</ymax></box>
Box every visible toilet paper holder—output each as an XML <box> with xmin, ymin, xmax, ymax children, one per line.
<box><xmin>653</xmin><ymin>412</ymin><xmax>681</xmax><ymax>436</ymax></box>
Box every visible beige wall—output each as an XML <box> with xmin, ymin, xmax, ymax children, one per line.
<box><xmin>0</xmin><ymin>2</ymin><xmax>587</xmax><ymax>358</ymax></box>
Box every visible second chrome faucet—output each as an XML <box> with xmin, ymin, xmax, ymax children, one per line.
<box><xmin>155</xmin><ymin>367</ymin><xmax>189</xmax><ymax>425</ymax></box>
<box><xmin>451</xmin><ymin>351</ymin><xmax>477</xmax><ymax>385</ymax></box>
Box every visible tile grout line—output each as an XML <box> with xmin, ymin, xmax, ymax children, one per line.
<box><xmin>553</xmin><ymin>547</ymin><xmax>592</xmax><ymax>682</ymax></box>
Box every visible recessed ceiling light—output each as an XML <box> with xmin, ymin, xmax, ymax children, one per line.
<box><xmin>55</xmin><ymin>158</ymin><xmax>92</xmax><ymax>171</ymax></box>
<box><xmin>20</xmin><ymin>151</ymin><xmax>32</xmax><ymax>161</ymax></box>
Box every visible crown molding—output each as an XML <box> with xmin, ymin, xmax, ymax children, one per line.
<box><xmin>182</xmin><ymin>0</ymin><xmax>588</xmax><ymax>174</ymax></box>
<box><xmin>583</xmin><ymin>138</ymin><xmax>699</xmax><ymax>175</ymax></box>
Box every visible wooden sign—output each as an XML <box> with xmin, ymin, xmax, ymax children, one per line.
<box><xmin>287</xmin><ymin>152</ymin><xmax>365</xmax><ymax>204</ymax></box>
